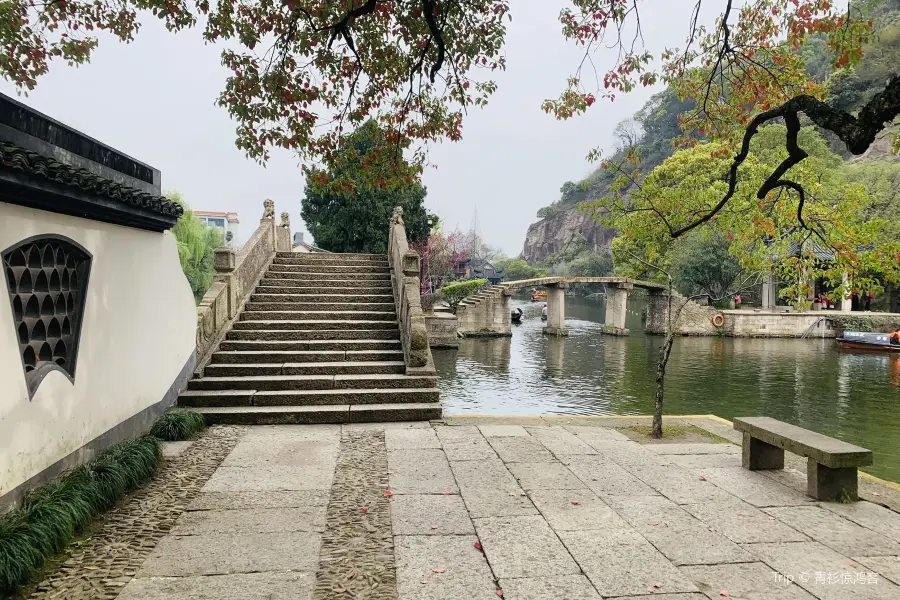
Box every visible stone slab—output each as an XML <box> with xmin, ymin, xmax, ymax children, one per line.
<box><xmin>820</xmin><ymin>501</ymin><xmax>900</xmax><ymax>544</ymax></box>
<box><xmin>394</xmin><ymin>534</ymin><xmax>497</xmax><ymax>600</ymax></box>
<box><xmin>525</xmin><ymin>427</ymin><xmax>598</xmax><ymax>455</ymax></box>
<box><xmin>243</xmin><ymin>424</ymin><xmax>342</xmax><ymax>440</ymax></box>
<box><xmin>388</xmin><ymin>449</ymin><xmax>458</xmax><ymax>495</ymax></box>
<box><xmin>508</xmin><ymin>462</ymin><xmax>585</xmax><ymax>490</ymax></box>
<box><xmin>733</xmin><ymin>417</ymin><xmax>872</xmax><ymax>468</ymax></box>
<box><xmin>450</xmin><ymin>460</ymin><xmax>537</xmax><ymax>518</ymax></box>
<box><xmin>698</xmin><ymin>467</ymin><xmax>813</xmax><ymax>507</ymax></box>
<box><xmin>497</xmin><ymin>575</ymin><xmax>601</xmax><ymax>600</ymax></box>
<box><xmin>854</xmin><ymin>556</ymin><xmax>900</xmax><ymax>586</ymax></box>
<box><xmin>745</xmin><ymin>541</ymin><xmax>900</xmax><ymax>599</ymax></box>
<box><xmin>188</xmin><ymin>490</ymin><xmax>330</xmax><ymax>511</ymax></box>
<box><xmin>680</xmin><ymin>562</ymin><xmax>817</xmax><ymax>599</ymax></box>
<box><xmin>478</xmin><ymin>424</ymin><xmax>529</xmax><ymax>437</ymax></box>
<box><xmin>138</xmin><ymin>532</ymin><xmax>320</xmax><ymax>577</ymax></box>
<box><xmin>607</xmin><ymin>495</ymin><xmax>753</xmax><ymax>566</ymax></box>
<box><xmin>161</xmin><ymin>441</ymin><xmax>193</xmax><ymax>458</ymax></box>
<box><xmin>487</xmin><ymin>436</ymin><xmax>557</xmax><ymax>463</ymax></box>
<box><xmin>221</xmin><ymin>437</ymin><xmax>338</xmax><ymax>468</ymax></box>
<box><xmin>564</xmin><ymin>425</ymin><xmax>630</xmax><ymax>443</ymax></box>
<box><xmin>118</xmin><ymin>572</ymin><xmax>314</xmax><ymax>600</ymax></box>
<box><xmin>572</xmin><ymin>440</ymin><xmax>672</xmax><ymax>466</ymax></box>
<box><xmin>440</xmin><ymin>438</ymin><xmax>498</xmax><ymax>461</ymax></box>
<box><xmin>563</xmin><ymin>457</ymin><xmax>659</xmax><ymax>498</ymax></box>
<box><xmin>606</xmin><ymin>595</ymin><xmax>707</xmax><ymax>600</ymax></box>
<box><xmin>529</xmin><ymin>488</ymin><xmax>628</xmax><ymax>531</ymax></box>
<box><xmin>172</xmin><ymin>507</ymin><xmax>326</xmax><ymax>535</ymax></box>
<box><xmin>343</xmin><ymin>421</ymin><xmax>431</xmax><ymax>432</ymax></box>
<box><xmin>669</xmin><ymin>453</ymin><xmax>743</xmax><ymax>469</ymax></box>
<box><xmin>390</xmin><ymin>494</ymin><xmax>475</xmax><ymax>535</ymax></box>
<box><xmin>386</xmin><ymin>427</ymin><xmax>442</xmax><ymax>449</ymax></box>
<box><xmin>559</xmin><ymin>528</ymin><xmax>699</xmax><ymax>597</ymax></box>
<box><xmin>628</xmin><ymin>464</ymin><xmax>736</xmax><ymax>504</ymax></box>
<box><xmin>472</xmin><ymin>515</ymin><xmax>580</xmax><ymax>578</ymax></box>
<box><xmin>645</xmin><ymin>443</ymin><xmax>739</xmax><ymax>455</ymax></box>
<box><xmin>683</xmin><ymin>498</ymin><xmax>810</xmax><ymax>544</ymax></box>
<box><xmin>433</xmin><ymin>425</ymin><xmax>481</xmax><ymax>442</ymax></box>
<box><xmin>202</xmin><ymin>465</ymin><xmax>334</xmax><ymax>492</ymax></box>
<box><xmin>764</xmin><ymin>506</ymin><xmax>900</xmax><ymax>556</ymax></box>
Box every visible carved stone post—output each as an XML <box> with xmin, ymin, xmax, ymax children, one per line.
<box><xmin>214</xmin><ymin>247</ymin><xmax>237</xmax><ymax>319</ymax></box>
<box><xmin>602</xmin><ymin>282</ymin><xmax>632</xmax><ymax>336</ymax></box>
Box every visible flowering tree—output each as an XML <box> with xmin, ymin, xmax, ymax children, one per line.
<box><xmin>3</xmin><ymin>0</ymin><xmax>897</xmax><ymax>202</ymax></box>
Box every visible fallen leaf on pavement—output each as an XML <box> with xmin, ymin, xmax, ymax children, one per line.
<box><xmin>473</xmin><ymin>542</ymin><xmax>483</xmax><ymax>551</ymax></box>
<box><xmin>384</xmin><ymin>490</ymin><xmax>393</xmax><ymax>497</ymax></box>
<box><xmin>719</xmin><ymin>591</ymin><xmax>730</xmax><ymax>597</ymax></box>
<box><xmin>333</xmin><ymin>588</ymin><xmax>346</xmax><ymax>594</ymax></box>
<box><xmin>432</xmin><ymin>567</ymin><xmax>446</xmax><ymax>573</ymax></box>
<box><xmin>647</xmin><ymin>521</ymin><xmax>659</xmax><ymax>526</ymax></box>
<box><xmin>698</xmin><ymin>475</ymin><xmax>708</xmax><ymax>481</ymax></box>
<box><xmin>359</xmin><ymin>507</ymin><xmax>369</xmax><ymax>513</ymax></box>
<box><xmin>431</xmin><ymin>526</ymin><xmax>439</xmax><ymax>530</ymax></box>
<box><xmin>571</xmin><ymin>500</ymin><xmax>581</xmax><ymax>505</ymax></box>
<box><xmin>496</xmin><ymin>590</ymin><xmax>504</xmax><ymax>597</ymax></box>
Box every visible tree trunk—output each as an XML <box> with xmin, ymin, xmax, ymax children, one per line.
<box><xmin>651</xmin><ymin>331</ymin><xmax>675</xmax><ymax>439</ymax></box>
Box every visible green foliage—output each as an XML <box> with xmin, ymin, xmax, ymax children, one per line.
<box><xmin>149</xmin><ymin>409</ymin><xmax>207</xmax><ymax>441</ymax></box>
<box><xmin>0</xmin><ymin>436</ymin><xmax>161</xmax><ymax>593</ymax></box>
<box><xmin>669</xmin><ymin>232</ymin><xmax>744</xmax><ymax>299</ymax></box>
<box><xmin>441</xmin><ymin>278</ymin><xmax>488</xmax><ymax>314</ymax></box>
<box><xmin>301</xmin><ymin>121</ymin><xmax>433</xmax><ymax>255</ymax></box>
<box><xmin>169</xmin><ymin>192</ymin><xmax>225</xmax><ymax>303</ymax></box>
<box><xmin>567</xmin><ymin>251</ymin><xmax>614</xmax><ymax>278</ymax></box>
<box><xmin>494</xmin><ymin>258</ymin><xmax>548</xmax><ymax>281</ymax></box>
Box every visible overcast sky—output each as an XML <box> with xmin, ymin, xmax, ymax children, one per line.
<box><xmin>0</xmin><ymin>1</ymin><xmax>715</xmax><ymax>255</ymax></box>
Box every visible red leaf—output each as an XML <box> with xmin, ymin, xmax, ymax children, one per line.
<box><xmin>571</xmin><ymin>500</ymin><xmax>581</xmax><ymax>505</ymax></box>
<box><xmin>496</xmin><ymin>590</ymin><xmax>504</xmax><ymax>597</ymax></box>
<box><xmin>359</xmin><ymin>507</ymin><xmax>369</xmax><ymax>513</ymax></box>
<box><xmin>473</xmin><ymin>542</ymin><xmax>483</xmax><ymax>552</ymax></box>
<box><xmin>443</xmin><ymin>491</ymin><xmax>452</xmax><ymax>495</ymax></box>
<box><xmin>652</xmin><ymin>583</ymin><xmax>663</xmax><ymax>588</ymax></box>
<box><xmin>333</xmin><ymin>588</ymin><xmax>346</xmax><ymax>594</ymax></box>
<box><xmin>432</xmin><ymin>567</ymin><xmax>446</xmax><ymax>573</ymax></box>
<box><xmin>647</xmin><ymin>521</ymin><xmax>660</xmax><ymax>526</ymax></box>
<box><xmin>384</xmin><ymin>490</ymin><xmax>393</xmax><ymax>497</ymax></box>
<box><xmin>698</xmin><ymin>475</ymin><xmax>708</xmax><ymax>481</ymax></box>
<box><xmin>720</xmin><ymin>591</ymin><xmax>731</xmax><ymax>597</ymax></box>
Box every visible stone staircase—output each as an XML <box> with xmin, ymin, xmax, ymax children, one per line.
<box><xmin>178</xmin><ymin>252</ymin><xmax>441</xmax><ymax>424</ymax></box>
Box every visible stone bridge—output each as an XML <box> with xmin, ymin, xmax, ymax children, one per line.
<box><xmin>456</xmin><ymin>276</ymin><xmax>673</xmax><ymax>337</ymax></box>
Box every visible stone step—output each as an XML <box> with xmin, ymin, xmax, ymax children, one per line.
<box><xmin>269</xmin><ymin>264</ymin><xmax>391</xmax><ymax>274</ymax></box>
<box><xmin>276</xmin><ymin>252</ymin><xmax>386</xmax><ymax>260</ymax></box>
<box><xmin>211</xmin><ymin>349</ymin><xmax>404</xmax><ymax>364</ymax></box>
<box><xmin>187</xmin><ymin>374</ymin><xmax>437</xmax><ymax>391</ymax></box>
<box><xmin>218</xmin><ymin>339</ymin><xmax>402</xmax><ymax>351</ymax></box>
<box><xmin>273</xmin><ymin>256</ymin><xmax>389</xmax><ymax>267</ymax></box>
<box><xmin>191</xmin><ymin>402</ymin><xmax>441</xmax><ymax>425</ymax></box>
<box><xmin>245</xmin><ymin>301</ymin><xmax>396</xmax><ymax>312</ymax></box>
<box><xmin>204</xmin><ymin>361</ymin><xmax>406</xmax><ymax>377</ymax></box>
<box><xmin>251</xmin><ymin>292</ymin><xmax>395</xmax><ymax>303</ymax></box>
<box><xmin>178</xmin><ymin>387</ymin><xmax>439</xmax><ymax>407</ymax></box>
<box><xmin>226</xmin><ymin>329</ymin><xmax>401</xmax><ymax>341</ymax></box>
<box><xmin>264</xmin><ymin>271</ymin><xmax>391</xmax><ymax>282</ymax></box>
<box><xmin>258</xmin><ymin>280</ymin><xmax>394</xmax><ymax>291</ymax></box>
<box><xmin>232</xmin><ymin>320</ymin><xmax>399</xmax><ymax>331</ymax></box>
<box><xmin>239</xmin><ymin>310</ymin><xmax>397</xmax><ymax>322</ymax></box>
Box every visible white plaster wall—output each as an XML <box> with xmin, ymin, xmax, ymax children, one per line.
<box><xmin>0</xmin><ymin>203</ymin><xmax>197</xmax><ymax>497</ymax></box>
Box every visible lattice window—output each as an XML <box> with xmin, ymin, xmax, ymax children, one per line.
<box><xmin>3</xmin><ymin>235</ymin><xmax>91</xmax><ymax>394</ymax></box>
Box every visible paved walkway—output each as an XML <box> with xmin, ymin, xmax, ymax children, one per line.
<box><xmin>107</xmin><ymin>418</ymin><xmax>900</xmax><ymax>600</ymax></box>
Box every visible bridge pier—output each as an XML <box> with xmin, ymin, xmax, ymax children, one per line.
<box><xmin>543</xmin><ymin>282</ymin><xmax>568</xmax><ymax>336</ymax></box>
<box><xmin>601</xmin><ymin>282</ymin><xmax>632</xmax><ymax>336</ymax></box>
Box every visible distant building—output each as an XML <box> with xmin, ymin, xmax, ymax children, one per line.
<box><xmin>193</xmin><ymin>211</ymin><xmax>239</xmax><ymax>248</ymax></box>
<box><xmin>453</xmin><ymin>257</ymin><xmax>503</xmax><ymax>285</ymax></box>
<box><xmin>292</xmin><ymin>231</ymin><xmax>325</xmax><ymax>253</ymax></box>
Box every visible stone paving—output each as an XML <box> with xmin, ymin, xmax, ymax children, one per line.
<box><xmin>98</xmin><ymin>417</ymin><xmax>900</xmax><ymax>599</ymax></box>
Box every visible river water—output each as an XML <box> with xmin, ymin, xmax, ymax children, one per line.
<box><xmin>432</xmin><ymin>295</ymin><xmax>900</xmax><ymax>482</ymax></box>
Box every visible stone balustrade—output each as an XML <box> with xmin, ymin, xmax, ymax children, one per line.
<box><xmin>194</xmin><ymin>200</ymin><xmax>292</xmax><ymax>376</ymax></box>
<box><xmin>388</xmin><ymin>207</ymin><xmax>435</xmax><ymax>375</ymax></box>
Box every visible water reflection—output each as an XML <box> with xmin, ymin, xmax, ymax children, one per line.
<box><xmin>433</xmin><ymin>295</ymin><xmax>900</xmax><ymax>481</ymax></box>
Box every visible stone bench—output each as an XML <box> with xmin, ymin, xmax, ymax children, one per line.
<box><xmin>733</xmin><ymin>417</ymin><xmax>873</xmax><ymax>501</ymax></box>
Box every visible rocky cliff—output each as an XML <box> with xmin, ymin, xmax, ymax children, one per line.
<box><xmin>521</xmin><ymin>203</ymin><xmax>616</xmax><ymax>263</ymax></box>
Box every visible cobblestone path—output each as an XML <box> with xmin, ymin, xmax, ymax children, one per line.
<box><xmin>26</xmin><ymin>425</ymin><xmax>242</xmax><ymax>600</ymax></box>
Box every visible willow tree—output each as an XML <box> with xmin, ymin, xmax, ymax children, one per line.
<box><xmin>168</xmin><ymin>193</ymin><xmax>225</xmax><ymax>302</ymax></box>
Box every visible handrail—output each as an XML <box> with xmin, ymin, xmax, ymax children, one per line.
<box><xmin>388</xmin><ymin>206</ymin><xmax>435</xmax><ymax>375</ymax></box>
<box><xmin>193</xmin><ymin>199</ymin><xmax>292</xmax><ymax>376</ymax></box>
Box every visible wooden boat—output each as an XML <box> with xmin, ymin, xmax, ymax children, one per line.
<box><xmin>531</xmin><ymin>290</ymin><xmax>547</xmax><ymax>302</ymax></box>
<box><xmin>836</xmin><ymin>331</ymin><xmax>900</xmax><ymax>352</ymax></box>
<box><xmin>511</xmin><ymin>308</ymin><xmax>523</xmax><ymax>323</ymax></box>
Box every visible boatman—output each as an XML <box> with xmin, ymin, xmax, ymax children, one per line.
<box><xmin>542</xmin><ymin>303</ymin><xmax>548</xmax><ymax>319</ymax></box>
<box><xmin>891</xmin><ymin>330</ymin><xmax>900</xmax><ymax>345</ymax></box>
